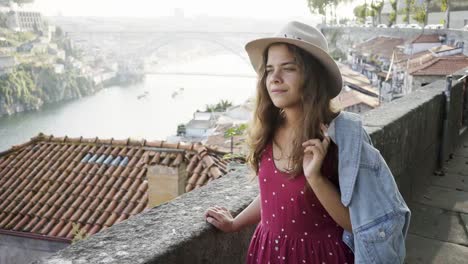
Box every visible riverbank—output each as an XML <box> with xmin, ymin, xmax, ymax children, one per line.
<box><xmin>0</xmin><ymin>66</ymin><xmax>145</xmax><ymax>117</ymax></box>
<box><xmin>0</xmin><ymin>65</ymin><xmax>96</xmax><ymax>117</ymax></box>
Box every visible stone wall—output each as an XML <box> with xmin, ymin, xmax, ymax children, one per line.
<box><xmin>35</xmin><ymin>80</ymin><xmax>468</xmax><ymax>264</ymax></box>
<box><xmin>362</xmin><ymin>79</ymin><xmax>465</xmax><ymax>199</ymax></box>
<box><xmin>412</xmin><ymin>76</ymin><xmax>442</xmax><ymax>90</ymax></box>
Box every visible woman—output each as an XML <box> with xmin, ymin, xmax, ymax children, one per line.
<box><xmin>205</xmin><ymin>21</ymin><xmax>410</xmax><ymax>264</ymax></box>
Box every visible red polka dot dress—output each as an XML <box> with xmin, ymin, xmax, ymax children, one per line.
<box><xmin>246</xmin><ymin>141</ymin><xmax>354</xmax><ymax>264</ymax></box>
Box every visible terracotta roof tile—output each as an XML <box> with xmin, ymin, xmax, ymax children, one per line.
<box><xmin>409</xmin><ymin>34</ymin><xmax>441</xmax><ymax>44</ymax></box>
<box><xmin>353</xmin><ymin>36</ymin><xmax>405</xmax><ymax>59</ymax></box>
<box><xmin>49</xmin><ymin>220</ymin><xmax>65</xmax><ymax>236</ymax></box>
<box><xmin>78</xmin><ymin>210</ymin><xmax>92</xmax><ymax>223</ymax></box>
<box><xmin>22</xmin><ymin>216</ymin><xmax>38</xmax><ymax>231</ymax></box>
<box><xmin>409</xmin><ymin>55</ymin><xmax>468</xmax><ymax>76</ymax></box>
<box><xmin>43</xmin><ymin>205</ymin><xmax>59</xmax><ymax>219</ymax></box>
<box><xmin>88</xmin><ymin>224</ymin><xmax>101</xmax><ymax>235</ymax></box>
<box><xmin>31</xmin><ymin>218</ymin><xmax>47</xmax><ymax>233</ymax></box>
<box><xmin>40</xmin><ymin>219</ymin><xmax>57</xmax><ymax>235</ymax></box>
<box><xmin>57</xmin><ymin>222</ymin><xmax>72</xmax><ymax>238</ymax></box>
<box><xmin>0</xmin><ymin>133</ymin><xmax>231</xmax><ymax>241</ymax></box>
<box><xmin>14</xmin><ymin>215</ymin><xmax>31</xmax><ymax>231</ymax></box>
<box><xmin>104</xmin><ymin>213</ymin><xmax>118</xmax><ymax>227</ymax></box>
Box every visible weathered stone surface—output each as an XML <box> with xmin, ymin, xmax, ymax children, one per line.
<box><xmin>413</xmin><ymin>185</ymin><xmax>468</xmax><ymax>214</ymax></box>
<box><xmin>34</xmin><ymin>165</ymin><xmax>259</xmax><ymax>264</ymax></box>
<box><xmin>460</xmin><ymin>213</ymin><xmax>468</xmax><ymax>233</ymax></box>
<box><xmin>363</xmin><ymin>81</ymin><xmax>445</xmax><ymax>178</ymax></box>
<box><xmin>408</xmin><ymin>203</ymin><xmax>468</xmax><ymax>246</ymax></box>
<box><xmin>431</xmin><ymin>172</ymin><xmax>468</xmax><ymax>191</ymax></box>
<box><xmin>406</xmin><ymin>234</ymin><xmax>468</xmax><ymax>264</ymax></box>
<box><xmin>453</xmin><ymin>145</ymin><xmax>468</xmax><ymax>158</ymax></box>
<box><xmin>443</xmin><ymin>156</ymin><xmax>468</xmax><ymax>176</ymax></box>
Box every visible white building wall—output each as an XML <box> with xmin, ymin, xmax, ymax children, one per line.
<box><xmin>428</xmin><ymin>11</ymin><xmax>468</xmax><ymax>29</ymax></box>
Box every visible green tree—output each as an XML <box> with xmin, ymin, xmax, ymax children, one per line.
<box><xmin>307</xmin><ymin>0</ymin><xmax>354</xmax><ymax>25</ymax></box>
<box><xmin>422</xmin><ymin>0</ymin><xmax>432</xmax><ymax>25</ymax></box>
<box><xmin>307</xmin><ymin>0</ymin><xmax>331</xmax><ymax>24</ymax></box>
<box><xmin>370</xmin><ymin>0</ymin><xmax>385</xmax><ymax>24</ymax></box>
<box><xmin>412</xmin><ymin>4</ymin><xmax>427</xmax><ymax>24</ymax></box>
<box><xmin>402</xmin><ymin>0</ymin><xmax>415</xmax><ymax>23</ymax></box>
<box><xmin>440</xmin><ymin>0</ymin><xmax>449</xmax><ymax>28</ymax></box>
<box><xmin>389</xmin><ymin>0</ymin><xmax>397</xmax><ymax>25</ymax></box>
<box><xmin>205</xmin><ymin>99</ymin><xmax>233</xmax><ymax>112</ymax></box>
<box><xmin>224</xmin><ymin>123</ymin><xmax>248</xmax><ymax>159</ymax></box>
<box><xmin>353</xmin><ymin>3</ymin><xmax>369</xmax><ymax>23</ymax></box>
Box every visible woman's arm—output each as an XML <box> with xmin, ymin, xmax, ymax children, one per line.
<box><xmin>205</xmin><ymin>194</ymin><xmax>261</xmax><ymax>233</ymax></box>
<box><xmin>307</xmin><ymin>176</ymin><xmax>352</xmax><ymax>232</ymax></box>
<box><xmin>302</xmin><ymin>127</ymin><xmax>352</xmax><ymax>233</ymax></box>
<box><xmin>232</xmin><ymin>194</ymin><xmax>261</xmax><ymax>231</ymax></box>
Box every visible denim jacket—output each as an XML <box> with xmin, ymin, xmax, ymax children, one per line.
<box><xmin>327</xmin><ymin>111</ymin><xmax>411</xmax><ymax>264</ymax></box>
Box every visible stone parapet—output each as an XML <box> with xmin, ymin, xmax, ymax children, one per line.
<box><xmin>36</xmin><ymin>80</ymin><xmax>467</xmax><ymax>263</ymax></box>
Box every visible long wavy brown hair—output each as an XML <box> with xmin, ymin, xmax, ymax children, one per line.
<box><xmin>247</xmin><ymin>43</ymin><xmax>341</xmax><ymax>178</ymax></box>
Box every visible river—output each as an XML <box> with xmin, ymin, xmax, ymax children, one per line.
<box><xmin>0</xmin><ymin>53</ymin><xmax>257</xmax><ymax>152</ymax></box>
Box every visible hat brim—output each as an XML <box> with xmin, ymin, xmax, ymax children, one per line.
<box><xmin>245</xmin><ymin>37</ymin><xmax>342</xmax><ymax>99</ymax></box>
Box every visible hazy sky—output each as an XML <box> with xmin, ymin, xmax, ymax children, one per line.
<box><xmin>29</xmin><ymin>0</ymin><xmax>357</xmax><ymax>19</ymax></box>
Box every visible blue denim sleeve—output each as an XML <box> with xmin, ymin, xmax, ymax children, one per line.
<box><xmin>362</xmin><ymin>127</ymin><xmax>374</xmax><ymax>146</ymax></box>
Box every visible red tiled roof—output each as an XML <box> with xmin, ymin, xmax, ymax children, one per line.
<box><xmin>394</xmin><ymin>49</ymin><xmax>431</xmax><ymax>64</ymax></box>
<box><xmin>0</xmin><ymin>133</ymin><xmax>230</xmax><ymax>242</ymax></box>
<box><xmin>409</xmin><ymin>55</ymin><xmax>468</xmax><ymax>76</ymax></box>
<box><xmin>338</xmin><ymin>63</ymin><xmax>379</xmax><ymax>97</ymax></box>
<box><xmin>409</xmin><ymin>34</ymin><xmax>441</xmax><ymax>44</ymax></box>
<box><xmin>394</xmin><ymin>45</ymin><xmax>459</xmax><ymax>68</ymax></box>
<box><xmin>353</xmin><ymin>36</ymin><xmax>405</xmax><ymax>59</ymax></box>
<box><xmin>333</xmin><ymin>89</ymin><xmax>379</xmax><ymax>109</ymax></box>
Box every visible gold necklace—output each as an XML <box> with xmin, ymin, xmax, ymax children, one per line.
<box><xmin>272</xmin><ymin>140</ymin><xmax>295</xmax><ymax>172</ymax></box>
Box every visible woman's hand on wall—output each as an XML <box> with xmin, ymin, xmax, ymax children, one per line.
<box><xmin>205</xmin><ymin>206</ymin><xmax>236</xmax><ymax>233</ymax></box>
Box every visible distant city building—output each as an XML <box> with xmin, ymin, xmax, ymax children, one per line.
<box><xmin>6</xmin><ymin>10</ymin><xmax>44</xmax><ymax>32</ymax></box>
<box><xmin>349</xmin><ymin>36</ymin><xmax>404</xmax><ymax>100</ymax></box>
<box><xmin>335</xmin><ymin>63</ymin><xmax>380</xmax><ymax>113</ymax></box>
<box><xmin>349</xmin><ymin>33</ymin><xmax>467</xmax><ymax>101</ymax></box>
<box><xmin>389</xmin><ymin>44</ymin><xmax>467</xmax><ymax>95</ymax></box>
<box><xmin>185</xmin><ymin>112</ymin><xmax>219</xmax><ymax>138</ymax></box>
<box><xmin>404</xmin><ymin>34</ymin><xmax>443</xmax><ymax>55</ymax></box>
<box><xmin>405</xmin><ymin>55</ymin><xmax>468</xmax><ymax>92</ymax></box>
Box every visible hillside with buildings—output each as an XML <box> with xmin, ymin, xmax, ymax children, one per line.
<box><xmin>0</xmin><ymin>1</ymin><xmax>135</xmax><ymax>117</ymax></box>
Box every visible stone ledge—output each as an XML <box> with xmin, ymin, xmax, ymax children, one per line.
<box><xmin>36</xmin><ymin>79</ymin><xmax>467</xmax><ymax>264</ymax></box>
<box><xmin>34</xmin><ymin>165</ymin><xmax>258</xmax><ymax>264</ymax></box>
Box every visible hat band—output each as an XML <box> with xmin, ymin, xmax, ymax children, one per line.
<box><xmin>282</xmin><ymin>33</ymin><xmax>302</xmax><ymax>41</ymax></box>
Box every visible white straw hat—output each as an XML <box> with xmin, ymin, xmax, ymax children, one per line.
<box><xmin>245</xmin><ymin>21</ymin><xmax>342</xmax><ymax>98</ymax></box>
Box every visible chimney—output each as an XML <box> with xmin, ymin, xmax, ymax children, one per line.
<box><xmin>146</xmin><ymin>162</ymin><xmax>187</xmax><ymax>208</ymax></box>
